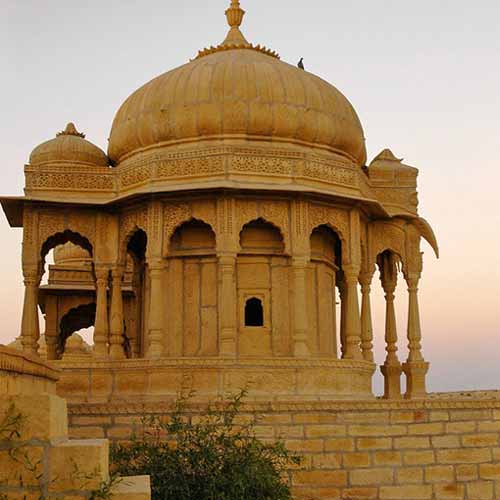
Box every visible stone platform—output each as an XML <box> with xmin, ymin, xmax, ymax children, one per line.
<box><xmin>54</xmin><ymin>357</ymin><xmax>376</xmax><ymax>403</ymax></box>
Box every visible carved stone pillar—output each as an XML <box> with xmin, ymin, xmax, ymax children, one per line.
<box><xmin>20</xmin><ymin>265</ymin><xmax>41</xmax><ymax>355</ymax></box>
<box><xmin>219</xmin><ymin>254</ymin><xmax>237</xmax><ymax>357</ymax></box>
<box><xmin>359</xmin><ymin>271</ymin><xmax>374</xmax><ymax>362</ymax></box>
<box><xmin>379</xmin><ymin>255</ymin><xmax>402</xmax><ymax>399</ymax></box>
<box><xmin>337</xmin><ymin>276</ymin><xmax>347</xmax><ymax>359</ymax></box>
<box><xmin>109</xmin><ymin>266</ymin><xmax>126</xmax><ymax>360</ymax></box>
<box><xmin>131</xmin><ymin>268</ymin><xmax>143</xmax><ymax>358</ymax></box>
<box><xmin>402</xmin><ymin>272</ymin><xmax>429</xmax><ymax>399</ymax></box>
<box><xmin>44</xmin><ymin>295</ymin><xmax>58</xmax><ymax>360</ymax></box>
<box><xmin>342</xmin><ymin>265</ymin><xmax>363</xmax><ymax>360</ymax></box>
<box><xmin>292</xmin><ymin>257</ymin><xmax>310</xmax><ymax>357</ymax></box>
<box><xmin>146</xmin><ymin>259</ymin><xmax>164</xmax><ymax>359</ymax></box>
<box><xmin>93</xmin><ymin>267</ymin><xmax>110</xmax><ymax>358</ymax></box>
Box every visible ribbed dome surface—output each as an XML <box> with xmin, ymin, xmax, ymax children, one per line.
<box><xmin>54</xmin><ymin>242</ymin><xmax>91</xmax><ymax>265</ymax></box>
<box><xmin>108</xmin><ymin>49</ymin><xmax>367</xmax><ymax>165</ymax></box>
<box><xmin>30</xmin><ymin>123</ymin><xmax>109</xmax><ymax>167</ymax></box>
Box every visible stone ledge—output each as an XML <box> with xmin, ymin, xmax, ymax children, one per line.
<box><xmin>0</xmin><ymin>345</ymin><xmax>60</xmax><ymax>382</ymax></box>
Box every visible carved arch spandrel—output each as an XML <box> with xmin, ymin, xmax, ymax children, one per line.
<box><xmin>234</xmin><ymin>198</ymin><xmax>291</xmax><ymax>255</ymax></box>
<box><xmin>307</xmin><ymin>203</ymin><xmax>350</xmax><ymax>263</ymax></box>
<box><xmin>38</xmin><ymin>209</ymin><xmax>97</xmax><ymax>252</ymax></box>
<box><xmin>404</xmin><ymin>222</ymin><xmax>423</xmax><ymax>275</ymax></box>
<box><xmin>119</xmin><ymin>205</ymin><xmax>149</xmax><ymax>264</ymax></box>
<box><xmin>163</xmin><ymin>201</ymin><xmax>218</xmax><ymax>256</ymax></box>
<box><xmin>368</xmin><ymin>219</ymin><xmax>407</xmax><ymax>272</ymax></box>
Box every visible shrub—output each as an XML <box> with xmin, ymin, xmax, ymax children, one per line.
<box><xmin>111</xmin><ymin>390</ymin><xmax>301</xmax><ymax>500</ymax></box>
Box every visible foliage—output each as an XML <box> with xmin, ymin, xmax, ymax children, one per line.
<box><xmin>111</xmin><ymin>390</ymin><xmax>301</xmax><ymax>500</ymax></box>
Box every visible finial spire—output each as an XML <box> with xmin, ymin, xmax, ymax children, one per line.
<box><xmin>222</xmin><ymin>0</ymin><xmax>249</xmax><ymax>46</ymax></box>
<box><xmin>195</xmin><ymin>0</ymin><xmax>279</xmax><ymax>60</ymax></box>
<box><xmin>56</xmin><ymin>122</ymin><xmax>85</xmax><ymax>138</ymax></box>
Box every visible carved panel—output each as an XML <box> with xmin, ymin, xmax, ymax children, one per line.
<box><xmin>26</xmin><ymin>172</ymin><xmax>114</xmax><ymax>191</ymax></box>
<box><xmin>119</xmin><ymin>164</ymin><xmax>153</xmax><ymax>189</ymax></box>
<box><xmin>38</xmin><ymin>211</ymin><xmax>66</xmax><ymax>248</ymax></box>
<box><xmin>229</xmin><ymin>155</ymin><xmax>294</xmax><ymax>176</ymax></box>
<box><xmin>260</xmin><ymin>200</ymin><xmax>290</xmax><ymax>253</ymax></box>
<box><xmin>370</xmin><ymin>221</ymin><xmax>407</xmax><ymax>268</ymax></box>
<box><xmin>308</xmin><ymin>204</ymin><xmax>349</xmax><ymax>242</ymax></box>
<box><xmin>157</xmin><ymin>156</ymin><xmax>224</xmax><ymax>178</ymax></box>
<box><xmin>191</xmin><ymin>199</ymin><xmax>217</xmax><ymax>232</ymax></box>
<box><xmin>304</xmin><ymin>160</ymin><xmax>357</xmax><ymax>187</ymax></box>
<box><xmin>163</xmin><ymin>202</ymin><xmax>191</xmax><ymax>251</ymax></box>
<box><xmin>119</xmin><ymin>205</ymin><xmax>149</xmax><ymax>261</ymax></box>
<box><xmin>235</xmin><ymin>199</ymin><xmax>258</xmax><ymax>235</ymax></box>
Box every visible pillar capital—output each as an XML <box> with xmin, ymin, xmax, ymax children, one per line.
<box><xmin>94</xmin><ymin>266</ymin><xmax>110</xmax><ymax>283</ymax></box>
<box><xmin>358</xmin><ymin>270</ymin><xmax>374</xmax><ymax>288</ymax></box>
<box><xmin>342</xmin><ymin>264</ymin><xmax>360</xmax><ymax>281</ymax></box>
<box><xmin>111</xmin><ymin>265</ymin><xmax>125</xmax><ymax>280</ymax></box>
<box><xmin>404</xmin><ymin>271</ymin><xmax>421</xmax><ymax>290</ymax></box>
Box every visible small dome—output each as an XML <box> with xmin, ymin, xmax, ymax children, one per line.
<box><xmin>30</xmin><ymin>123</ymin><xmax>108</xmax><ymax>167</ymax></box>
<box><xmin>54</xmin><ymin>242</ymin><xmax>92</xmax><ymax>265</ymax></box>
<box><xmin>108</xmin><ymin>3</ymin><xmax>366</xmax><ymax>166</ymax></box>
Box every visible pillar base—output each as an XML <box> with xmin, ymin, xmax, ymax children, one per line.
<box><xmin>109</xmin><ymin>344</ymin><xmax>126</xmax><ymax>360</ymax></box>
<box><xmin>293</xmin><ymin>340</ymin><xmax>310</xmax><ymax>357</ymax></box>
<box><xmin>403</xmin><ymin>361</ymin><xmax>429</xmax><ymax>400</ymax></box>
<box><xmin>220</xmin><ymin>336</ymin><xmax>236</xmax><ymax>357</ymax></box>
<box><xmin>380</xmin><ymin>362</ymin><xmax>402</xmax><ymax>399</ymax></box>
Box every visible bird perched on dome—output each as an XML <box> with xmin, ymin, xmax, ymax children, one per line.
<box><xmin>298</xmin><ymin>57</ymin><xmax>305</xmax><ymax>70</ymax></box>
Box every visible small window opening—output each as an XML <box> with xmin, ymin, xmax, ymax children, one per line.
<box><xmin>245</xmin><ymin>297</ymin><xmax>264</xmax><ymax>327</ymax></box>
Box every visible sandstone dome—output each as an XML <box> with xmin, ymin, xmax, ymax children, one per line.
<box><xmin>108</xmin><ymin>6</ymin><xmax>367</xmax><ymax>166</ymax></box>
<box><xmin>54</xmin><ymin>242</ymin><xmax>92</xmax><ymax>265</ymax></box>
<box><xmin>30</xmin><ymin>123</ymin><xmax>109</xmax><ymax>167</ymax></box>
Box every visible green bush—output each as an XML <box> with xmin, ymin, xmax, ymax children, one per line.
<box><xmin>111</xmin><ymin>391</ymin><xmax>301</xmax><ymax>500</ymax></box>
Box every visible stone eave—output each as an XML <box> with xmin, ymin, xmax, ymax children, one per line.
<box><xmin>4</xmin><ymin>181</ymin><xmax>390</xmax><ymax>225</ymax></box>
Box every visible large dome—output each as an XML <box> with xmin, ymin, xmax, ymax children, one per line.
<box><xmin>108</xmin><ymin>4</ymin><xmax>366</xmax><ymax>166</ymax></box>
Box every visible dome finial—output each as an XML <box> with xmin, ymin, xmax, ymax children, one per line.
<box><xmin>222</xmin><ymin>0</ymin><xmax>249</xmax><ymax>46</ymax></box>
<box><xmin>56</xmin><ymin>122</ymin><xmax>85</xmax><ymax>139</ymax></box>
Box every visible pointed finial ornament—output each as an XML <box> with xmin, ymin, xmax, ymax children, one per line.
<box><xmin>223</xmin><ymin>0</ymin><xmax>249</xmax><ymax>46</ymax></box>
<box><xmin>56</xmin><ymin>122</ymin><xmax>85</xmax><ymax>138</ymax></box>
<box><xmin>195</xmin><ymin>0</ymin><xmax>279</xmax><ymax>60</ymax></box>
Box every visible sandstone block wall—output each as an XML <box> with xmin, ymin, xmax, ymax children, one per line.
<box><xmin>67</xmin><ymin>399</ymin><xmax>500</xmax><ymax>500</ymax></box>
<box><xmin>0</xmin><ymin>346</ymin><xmax>150</xmax><ymax>499</ymax></box>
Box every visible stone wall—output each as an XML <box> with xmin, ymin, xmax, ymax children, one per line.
<box><xmin>67</xmin><ymin>398</ymin><xmax>500</xmax><ymax>500</ymax></box>
<box><xmin>0</xmin><ymin>346</ymin><xmax>150</xmax><ymax>499</ymax></box>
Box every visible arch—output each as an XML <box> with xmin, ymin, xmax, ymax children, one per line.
<box><xmin>169</xmin><ymin>218</ymin><xmax>216</xmax><ymax>255</ymax></box>
<box><xmin>41</xmin><ymin>230</ymin><xmax>93</xmax><ymax>261</ymax></box>
<box><xmin>119</xmin><ymin>225</ymin><xmax>148</xmax><ymax>266</ymax></box>
<box><xmin>244</xmin><ymin>297</ymin><xmax>264</xmax><ymax>327</ymax></box>
<box><xmin>58</xmin><ymin>302</ymin><xmax>96</xmax><ymax>357</ymax></box>
<box><xmin>369</xmin><ymin>221</ymin><xmax>407</xmax><ymax>274</ymax></box>
<box><xmin>376</xmin><ymin>249</ymin><xmax>402</xmax><ymax>284</ymax></box>
<box><xmin>309</xmin><ymin>224</ymin><xmax>342</xmax><ymax>267</ymax></box>
<box><xmin>239</xmin><ymin>218</ymin><xmax>285</xmax><ymax>254</ymax></box>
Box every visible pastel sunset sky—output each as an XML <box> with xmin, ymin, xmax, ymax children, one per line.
<box><xmin>1</xmin><ymin>0</ymin><xmax>499</xmax><ymax>394</ymax></box>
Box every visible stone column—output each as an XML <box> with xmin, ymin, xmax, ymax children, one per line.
<box><xmin>219</xmin><ymin>254</ymin><xmax>237</xmax><ymax>357</ymax></box>
<box><xmin>44</xmin><ymin>296</ymin><xmax>58</xmax><ymax>360</ymax></box>
<box><xmin>109</xmin><ymin>266</ymin><xmax>126</xmax><ymax>360</ymax></box>
<box><xmin>402</xmin><ymin>272</ymin><xmax>429</xmax><ymax>399</ymax></box>
<box><xmin>93</xmin><ymin>267</ymin><xmax>110</xmax><ymax>358</ymax></box>
<box><xmin>380</xmin><ymin>260</ymin><xmax>402</xmax><ymax>399</ymax></box>
<box><xmin>337</xmin><ymin>276</ymin><xmax>347</xmax><ymax>359</ymax></box>
<box><xmin>20</xmin><ymin>265</ymin><xmax>41</xmax><ymax>355</ymax></box>
<box><xmin>292</xmin><ymin>257</ymin><xmax>310</xmax><ymax>357</ymax></box>
<box><xmin>342</xmin><ymin>265</ymin><xmax>363</xmax><ymax>360</ymax></box>
<box><xmin>359</xmin><ymin>271</ymin><xmax>374</xmax><ymax>362</ymax></box>
<box><xmin>146</xmin><ymin>259</ymin><xmax>164</xmax><ymax>359</ymax></box>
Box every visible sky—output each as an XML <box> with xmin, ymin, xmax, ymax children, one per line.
<box><xmin>1</xmin><ymin>0</ymin><xmax>499</xmax><ymax>394</ymax></box>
